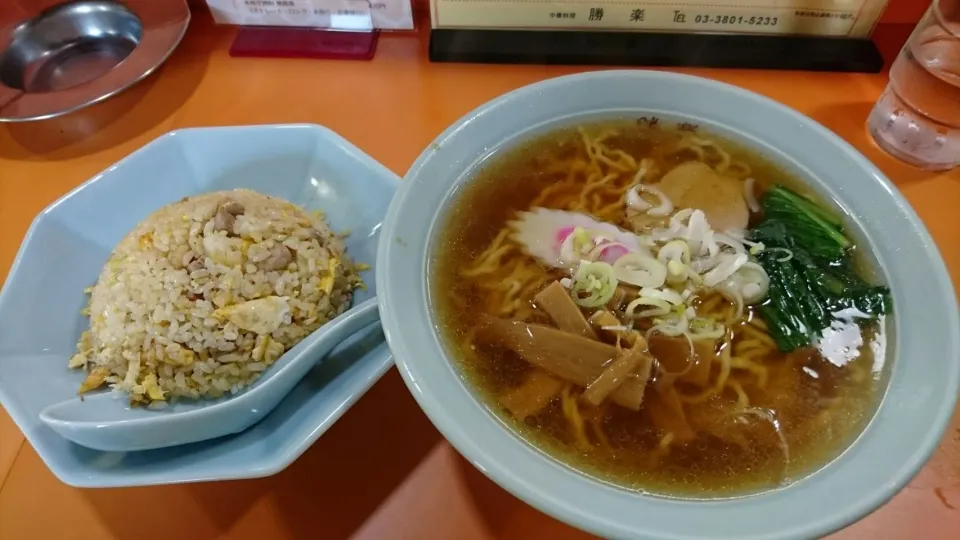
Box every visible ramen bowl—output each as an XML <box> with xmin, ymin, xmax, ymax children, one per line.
<box><xmin>376</xmin><ymin>71</ymin><xmax>960</xmax><ymax>539</ymax></box>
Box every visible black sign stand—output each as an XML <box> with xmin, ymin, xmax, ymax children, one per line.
<box><xmin>429</xmin><ymin>29</ymin><xmax>884</xmax><ymax>73</ymax></box>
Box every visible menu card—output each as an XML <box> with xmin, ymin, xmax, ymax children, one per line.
<box><xmin>430</xmin><ymin>0</ymin><xmax>889</xmax><ymax>37</ymax></box>
<box><xmin>207</xmin><ymin>0</ymin><xmax>414</xmax><ymax>30</ymax></box>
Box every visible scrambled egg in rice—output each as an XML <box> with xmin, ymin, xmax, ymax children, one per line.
<box><xmin>70</xmin><ymin>189</ymin><xmax>363</xmax><ymax>407</ymax></box>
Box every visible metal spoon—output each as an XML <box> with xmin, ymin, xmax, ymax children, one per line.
<box><xmin>39</xmin><ymin>298</ymin><xmax>380</xmax><ymax>452</ymax></box>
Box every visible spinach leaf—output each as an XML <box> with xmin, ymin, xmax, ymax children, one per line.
<box><xmin>749</xmin><ymin>186</ymin><xmax>890</xmax><ymax>352</ymax></box>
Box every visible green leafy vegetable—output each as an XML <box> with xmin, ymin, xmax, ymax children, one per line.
<box><xmin>750</xmin><ymin>186</ymin><xmax>891</xmax><ymax>352</ymax></box>
<box><xmin>758</xmin><ymin>186</ymin><xmax>849</xmax><ymax>262</ymax></box>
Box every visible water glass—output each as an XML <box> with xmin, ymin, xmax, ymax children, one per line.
<box><xmin>867</xmin><ymin>0</ymin><xmax>960</xmax><ymax>171</ymax></box>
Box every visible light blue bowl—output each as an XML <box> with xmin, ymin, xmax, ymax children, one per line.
<box><xmin>0</xmin><ymin>124</ymin><xmax>397</xmax><ymax>486</ymax></box>
<box><xmin>377</xmin><ymin>71</ymin><xmax>960</xmax><ymax>539</ymax></box>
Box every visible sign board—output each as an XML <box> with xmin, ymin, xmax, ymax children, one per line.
<box><xmin>207</xmin><ymin>0</ymin><xmax>414</xmax><ymax>30</ymax></box>
<box><xmin>430</xmin><ymin>0</ymin><xmax>890</xmax><ymax>37</ymax></box>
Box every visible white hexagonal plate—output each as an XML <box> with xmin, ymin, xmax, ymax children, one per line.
<box><xmin>0</xmin><ymin>124</ymin><xmax>397</xmax><ymax>487</ymax></box>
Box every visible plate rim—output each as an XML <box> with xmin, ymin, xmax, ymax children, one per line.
<box><xmin>0</xmin><ymin>0</ymin><xmax>192</xmax><ymax>122</ymax></box>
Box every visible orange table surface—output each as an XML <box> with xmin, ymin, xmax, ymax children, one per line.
<box><xmin>1</xmin><ymin>11</ymin><xmax>958</xmax><ymax>540</ymax></box>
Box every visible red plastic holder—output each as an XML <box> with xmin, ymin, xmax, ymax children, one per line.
<box><xmin>229</xmin><ymin>26</ymin><xmax>379</xmax><ymax>61</ymax></box>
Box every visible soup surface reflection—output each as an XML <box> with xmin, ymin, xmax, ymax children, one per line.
<box><xmin>431</xmin><ymin>120</ymin><xmax>891</xmax><ymax>497</ymax></box>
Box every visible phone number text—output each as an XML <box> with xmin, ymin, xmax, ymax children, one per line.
<box><xmin>692</xmin><ymin>15</ymin><xmax>779</xmax><ymax>26</ymax></box>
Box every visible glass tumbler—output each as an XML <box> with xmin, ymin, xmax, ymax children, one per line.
<box><xmin>867</xmin><ymin>0</ymin><xmax>960</xmax><ymax>171</ymax></box>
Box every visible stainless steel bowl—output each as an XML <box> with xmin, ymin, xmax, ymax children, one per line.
<box><xmin>0</xmin><ymin>0</ymin><xmax>189</xmax><ymax>122</ymax></box>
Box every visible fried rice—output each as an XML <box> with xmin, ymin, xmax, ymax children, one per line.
<box><xmin>69</xmin><ymin>189</ymin><xmax>363</xmax><ymax>407</ymax></box>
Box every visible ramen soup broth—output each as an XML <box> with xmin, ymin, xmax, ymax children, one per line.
<box><xmin>430</xmin><ymin>119</ymin><xmax>891</xmax><ymax>497</ymax></box>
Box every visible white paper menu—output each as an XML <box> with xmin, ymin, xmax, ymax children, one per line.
<box><xmin>430</xmin><ymin>0</ymin><xmax>890</xmax><ymax>37</ymax></box>
<box><xmin>207</xmin><ymin>0</ymin><xmax>414</xmax><ymax>30</ymax></box>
